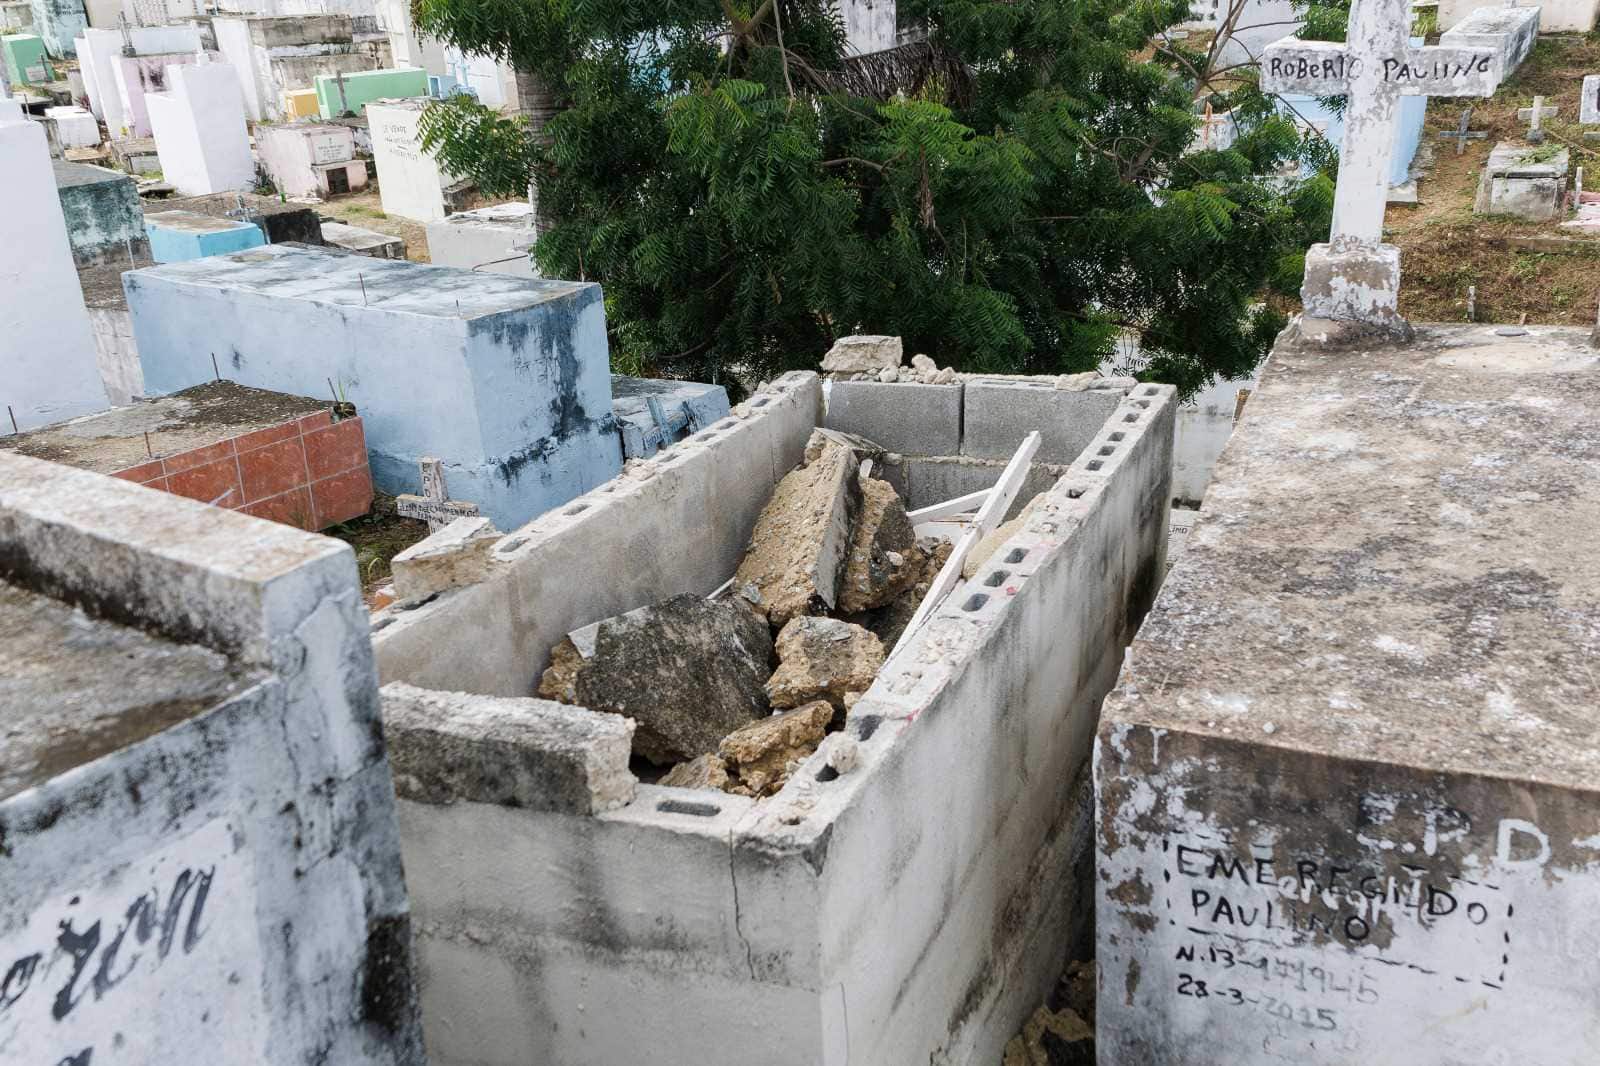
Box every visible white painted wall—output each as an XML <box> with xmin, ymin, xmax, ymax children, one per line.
<box><xmin>258</xmin><ymin>122</ymin><xmax>356</xmax><ymax>197</ymax></box>
<box><xmin>46</xmin><ymin>104</ymin><xmax>98</xmax><ymax>146</ymax></box>
<box><xmin>1439</xmin><ymin>0</ymin><xmax>1593</xmax><ymax>31</ymax></box>
<box><xmin>0</xmin><ymin>116</ymin><xmax>108</xmax><ymax>431</ymax></box>
<box><xmin>425</xmin><ymin>201</ymin><xmax>536</xmax><ymax>275</ymax></box>
<box><xmin>368</xmin><ymin>98</ymin><xmax>457</xmax><ymax>221</ymax></box>
<box><xmin>211</xmin><ymin>17</ymin><xmax>263</xmax><ymax>120</ymax></box>
<box><xmin>78</xmin><ymin>24</ymin><xmax>199</xmax><ymax>130</ymax></box>
<box><xmin>839</xmin><ymin>0</ymin><xmax>896</xmax><ymax>54</ymax></box>
<box><xmin>146</xmin><ymin>61</ymin><xmax>254</xmax><ymax>196</ymax></box>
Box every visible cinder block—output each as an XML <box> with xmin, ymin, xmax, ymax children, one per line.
<box><xmin>382</xmin><ymin>682</ymin><xmax>637</xmax><ymax>814</ymax></box>
<box><xmin>961</xmin><ymin>378</ymin><xmax>1123</xmax><ymax>464</ymax></box>
<box><xmin>824</xmin><ymin>379</ymin><xmax>962</xmax><ymax>456</ymax></box>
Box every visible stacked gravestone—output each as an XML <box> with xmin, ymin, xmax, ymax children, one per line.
<box><xmin>0</xmin><ymin>450</ymin><xmax>424</xmax><ymax>1063</ymax></box>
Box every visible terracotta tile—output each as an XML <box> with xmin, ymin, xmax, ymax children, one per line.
<box><xmin>239</xmin><ymin>437</ymin><xmax>310</xmax><ymax>503</ymax></box>
<box><xmin>304</xmin><ymin>417</ymin><xmax>368</xmax><ymax>481</ymax></box>
<box><xmin>243</xmin><ymin>487</ymin><xmax>316</xmax><ymax>530</ymax></box>
<box><xmin>311</xmin><ymin>467</ymin><xmax>373</xmax><ymax>528</ymax></box>
<box><xmin>161</xmin><ymin>438</ymin><xmax>236</xmax><ymax>474</ymax></box>
<box><xmin>297</xmin><ymin>410</ymin><xmax>333</xmax><ymax>433</ymax></box>
<box><xmin>166</xmin><ymin>458</ymin><xmax>241</xmax><ymax>507</ymax></box>
<box><xmin>141</xmin><ymin>476</ymin><xmax>171</xmax><ymax>493</ymax></box>
<box><xmin>112</xmin><ymin>459</ymin><xmax>163</xmax><ymax>482</ymax></box>
<box><xmin>232</xmin><ymin>418</ymin><xmax>301</xmax><ymax>453</ymax></box>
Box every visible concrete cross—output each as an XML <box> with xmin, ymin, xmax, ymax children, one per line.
<box><xmin>1261</xmin><ymin>0</ymin><xmax>1500</xmax><ymax>329</ymax></box>
<box><xmin>1517</xmin><ymin>95</ymin><xmax>1559</xmax><ymax>143</ymax></box>
<box><xmin>397</xmin><ymin>456</ymin><xmax>481</xmax><ymax>531</ymax></box>
<box><xmin>1437</xmin><ymin>106</ymin><xmax>1487</xmax><ymax>155</ymax></box>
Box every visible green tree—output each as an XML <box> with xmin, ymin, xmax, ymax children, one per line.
<box><xmin>415</xmin><ymin>0</ymin><xmax>1331</xmax><ymax>396</ymax></box>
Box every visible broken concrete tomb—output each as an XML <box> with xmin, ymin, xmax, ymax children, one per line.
<box><xmin>0</xmin><ymin>450</ymin><xmax>423</xmax><ymax>1063</ymax></box>
<box><xmin>368</xmin><ymin>366</ymin><xmax>1176</xmax><ymax>1065</ymax></box>
<box><xmin>1098</xmin><ymin>324</ymin><xmax>1600</xmax><ymax>1065</ymax></box>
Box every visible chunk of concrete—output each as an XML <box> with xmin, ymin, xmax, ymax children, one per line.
<box><xmin>1002</xmin><ymin>1005</ymin><xmax>1094</xmax><ymax>1066</ymax></box>
<box><xmin>821</xmin><ymin>334</ymin><xmax>902</xmax><ymax>375</ymax></box>
<box><xmin>766</xmin><ymin>615</ymin><xmax>885</xmax><ymax>710</ymax></box>
<box><xmin>659</xmin><ymin>752</ymin><xmax>731</xmax><ymax>791</ymax></box>
<box><xmin>734</xmin><ymin>436</ymin><xmax>861</xmax><ymax>626</ymax></box>
<box><xmin>848</xmin><ymin>537</ymin><xmax>953</xmax><ymax>650</ymax></box>
<box><xmin>720</xmin><ymin>699</ymin><xmax>833</xmax><ymax>797</ymax></box>
<box><xmin>391</xmin><ymin>515</ymin><xmax>502</xmax><ymax>601</ymax></box>
<box><xmin>962</xmin><ymin>377</ymin><xmax>1123</xmax><ymax>464</ymax></box>
<box><xmin>824</xmin><ymin>378</ymin><xmax>963</xmax><ymax>456</ymax></box>
<box><xmin>839</xmin><ymin>474</ymin><xmax>919</xmax><ymax>613</ymax></box>
<box><xmin>383</xmin><ymin>682</ymin><xmax>637</xmax><ymax>813</ymax></box>
<box><xmin>536</xmin><ymin>594</ymin><xmax>774</xmax><ymax>764</ymax></box>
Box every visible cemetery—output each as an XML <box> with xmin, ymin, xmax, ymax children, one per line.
<box><xmin>7</xmin><ymin>0</ymin><xmax>1600</xmax><ymax>1061</ymax></box>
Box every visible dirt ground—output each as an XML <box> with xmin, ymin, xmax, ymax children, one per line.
<box><xmin>323</xmin><ymin>492</ymin><xmax>429</xmax><ymax>603</ymax></box>
<box><xmin>316</xmin><ymin>189</ymin><xmax>514</xmax><ymax>264</ymax></box>
<box><xmin>1391</xmin><ymin>35</ymin><xmax>1600</xmax><ymax>326</ymax></box>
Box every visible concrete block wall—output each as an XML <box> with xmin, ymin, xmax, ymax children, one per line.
<box><xmin>52</xmin><ymin>160</ymin><xmax>149</xmax><ymax>266</ymax></box>
<box><xmin>370</xmin><ymin>371</ymin><xmax>1177</xmax><ymax>1065</ymax></box>
<box><xmin>0</xmin><ymin>451</ymin><xmax>423</xmax><ymax>1062</ymax></box>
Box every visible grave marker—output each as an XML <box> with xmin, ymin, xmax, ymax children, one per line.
<box><xmin>1261</xmin><ymin>0</ymin><xmax>1500</xmax><ymax>329</ymax></box>
<box><xmin>1436</xmin><ymin>106</ymin><xmax>1487</xmax><ymax>154</ymax></box>
<box><xmin>396</xmin><ymin>457</ymin><xmax>481</xmax><ymax>530</ymax></box>
<box><xmin>1517</xmin><ymin>94</ymin><xmax>1558</xmax><ymax>143</ymax></box>
<box><xmin>1582</xmin><ymin>73</ymin><xmax>1600</xmax><ymax>126</ymax></box>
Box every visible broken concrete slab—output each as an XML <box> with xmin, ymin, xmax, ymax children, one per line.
<box><xmin>660</xmin><ymin>752</ymin><xmax>732</xmax><ymax>791</ymax></box>
<box><xmin>734</xmin><ymin>435</ymin><xmax>861</xmax><ymax>627</ymax></box>
<box><xmin>390</xmin><ymin>515</ymin><xmax>503</xmax><ymax>601</ymax></box>
<box><xmin>720</xmin><ymin>699</ymin><xmax>834</xmax><ymax>797</ymax></box>
<box><xmin>536</xmin><ymin>593</ymin><xmax>774</xmax><ymax>764</ymax></box>
<box><xmin>839</xmin><ymin>473</ymin><xmax>920</xmax><ymax>613</ymax></box>
<box><xmin>849</xmin><ymin>537</ymin><xmax>953</xmax><ymax>651</ymax></box>
<box><xmin>765</xmin><ymin>615</ymin><xmax>884</xmax><ymax>710</ymax></box>
<box><xmin>821</xmin><ymin>334</ymin><xmax>902</xmax><ymax>375</ymax></box>
<box><xmin>383</xmin><ymin>682</ymin><xmax>636</xmax><ymax>814</ymax></box>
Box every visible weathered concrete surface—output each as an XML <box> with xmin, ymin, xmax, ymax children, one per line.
<box><xmin>1098</xmin><ymin>325</ymin><xmax>1600</xmax><ymax>1065</ymax></box>
<box><xmin>383</xmin><ymin>682</ymin><xmax>635</xmax><ymax>813</ymax></box>
<box><xmin>765</xmin><ymin>615</ymin><xmax>884</xmax><ymax>710</ymax></box>
<box><xmin>734</xmin><ymin>433</ymin><xmax>862</xmax><ymax>626</ymax></box>
<box><xmin>537</xmin><ymin>594</ymin><xmax>774</xmax><ymax>765</ymax></box>
<box><xmin>53</xmin><ymin>159</ymin><xmax>148</xmax><ymax>266</ymax></box>
<box><xmin>1300</xmin><ymin>242</ymin><xmax>1407</xmax><ymax>329</ymax></box>
<box><xmin>660</xmin><ymin>752</ymin><xmax>731</xmax><ymax>791</ymax></box>
<box><xmin>380</xmin><ymin>374</ymin><xmax>1176</xmax><ymax>1066</ymax></box>
<box><xmin>0</xmin><ymin>450</ymin><xmax>423</xmax><ymax>1064</ymax></box>
<box><xmin>719</xmin><ymin>699</ymin><xmax>834</xmax><ymax>797</ymax></box>
<box><xmin>839</xmin><ymin>473</ymin><xmax>919</xmax><ymax>612</ymax></box>
<box><xmin>390</xmin><ymin>515</ymin><xmax>502</xmax><ymax>601</ymax></box>
<box><xmin>820</xmin><ymin>333</ymin><xmax>901</xmax><ymax>375</ymax></box>
<box><xmin>1438</xmin><ymin>5</ymin><xmax>1538</xmax><ymax>80</ymax></box>
<box><xmin>1475</xmin><ymin>142</ymin><xmax>1568</xmax><ymax>222</ymax></box>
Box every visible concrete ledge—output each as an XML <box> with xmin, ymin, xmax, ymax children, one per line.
<box><xmin>383</xmin><ymin>682</ymin><xmax>636</xmax><ymax>813</ymax></box>
<box><xmin>824</xmin><ymin>379</ymin><xmax>962</xmax><ymax>456</ymax></box>
<box><xmin>960</xmin><ymin>378</ymin><xmax>1124</xmax><ymax>464</ymax></box>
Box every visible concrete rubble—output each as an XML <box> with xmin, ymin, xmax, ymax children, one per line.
<box><xmin>839</xmin><ymin>471</ymin><xmax>920</xmax><ymax>612</ymax></box>
<box><xmin>536</xmin><ymin>593</ymin><xmax>773</xmax><ymax>764</ymax></box>
<box><xmin>765</xmin><ymin>616</ymin><xmax>885</xmax><ymax>710</ymax></box>
<box><xmin>734</xmin><ymin>431</ymin><xmax>863</xmax><ymax>626</ymax></box>
<box><xmin>821</xmin><ymin>333</ymin><xmax>902</xmax><ymax>374</ymax></box>
<box><xmin>719</xmin><ymin>699</ymin><xmax>835</xmax><ymax>797</ymax></box>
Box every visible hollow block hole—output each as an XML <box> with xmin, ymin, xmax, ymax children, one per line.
<box><xmin>658</xmin><ymin>800</ymin><xmax>720</xmax><ymax>817</ymax></box>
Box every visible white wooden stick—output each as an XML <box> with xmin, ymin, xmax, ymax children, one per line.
<box><xmin>908</xmin><ymin>487</ymin><xmax>991</xmax><ymax>523</ymax></box>
<box><xmin>889</xmin><ymin>432</ymin><xmax>1040</xmax><ymax>659</ymax></box>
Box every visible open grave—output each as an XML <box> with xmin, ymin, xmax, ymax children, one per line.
<box><xmin>369</xmin><ymin>363</ymin><xmax>1175</xmax><ymax>1065</ymax></box>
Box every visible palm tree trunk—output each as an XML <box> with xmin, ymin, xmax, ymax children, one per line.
<box><xmin>514</xmin><ymin>65</ymin><xmax>561</xmax><ymax>236</ymax></box>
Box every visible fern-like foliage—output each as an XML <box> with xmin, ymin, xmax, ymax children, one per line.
<box><xmin>414</xmin><ymin>0</ymin><xmax>1332</xmax><ymax>395</ymax></box>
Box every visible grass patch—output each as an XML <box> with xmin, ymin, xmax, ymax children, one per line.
<box><xmin>323</xmin><ymin>493</ymin><xmax>429</xmax><ymax>601</ymax></box>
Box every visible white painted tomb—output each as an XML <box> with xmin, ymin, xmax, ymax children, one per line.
<box><xmin>368</xmin><ymin>96</ymin><xmax>460</xmax><ymax>222</ymax></box>
<box><xmin>1438</xmin><ymin>6</ymin><xmax>1540</xmax><ymax>81</ymax></box>
<box><xmin>146</xmin><ymin>61</ymin><xmax>255</xmax><ymax>198</ymax></box>
<box><xmin>0</xmin><ymin>109</ymin><xmax>108</xmax><ymax>432</ymax></box>
<box><xmin>425</xmin><ymin>201</ymin><xmax>536</xmax><ymax>276</ymax></box>
<box><xmin>257</xmin><ymin>121</ymin><xmax>368</xmax><ymax>198</ymax></box>
<box><xmin>1261</xmin><ymin>0</ymin><xmax>1501</xmax><ymax>330</ymax></box>
<box><xmin>45</xmin><ymin>104</ymin><xmax>98</xmax><ymax>148</ymax></box>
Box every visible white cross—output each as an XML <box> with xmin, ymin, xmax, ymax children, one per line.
<box><xmin>396</xmin><ymin>457</ymin><xmax>481</xmax><ymax>531</ymax></box>
<box><xmin>1262</xmin><ymin>0</ymin><xmax>1500</xmax><ymax>251</ymax></box>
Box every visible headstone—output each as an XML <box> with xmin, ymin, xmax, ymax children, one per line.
<box><xmin>146</xmin><ymin>209</ymin><xmax>268</xmax><ymax>262</ymax></box>
<box><xmin>425</xmin><ymin>201</ymin><xmax>539</xmax><ymax>276</ymax></box>
<box><xmin>1261</xmin><ymin>0</ymin><xmax>1500</xmax><ymax>330</ymax></box>
<box><xmin>1</xmin><ymin>111</ymin><xmax>109</xmax><ymax>431</ymax></box>
<box><xmin>146</xmin><ymin>61</ymin><xmax>255</xmax><ymax>197</ymax></box>
<box><xmin>126</xmin><ymin>245</ymin><xmax>625</xmax><ymax>529</ymax></box>
<box><xmin>368</xmin><ymin>97</ymin><xmax>463</xmax><ymax>222</ymax></box>
<box><xmin>1474</xmin><ymin>142</ymin><xmax>1569</xmax><ymax>221</ymax></box>
<box><xmin>396</xmin><ymin>456</ymin><xmax>480</xmax><ymax>530</ymax></box>
<box><xmin>1517</xmin><ymin>94</ymin><xmax>1558</xmax><ymax>144</ymax></box>
<box><xmin>0</xmin><ymin>450</ymin><xmax>423</xmax><ymax>1062</ymax></box>
<box><xmin>257</xmin><ymin>122</ymin><xmax>367</xmax><ymax>199</ymax></box>
<box><xmin>1582</xmin><ymin>73</ymin><xmax>1600</xmax><ymax>125</ymax></box>
<box><xmin>1438</xmin><ymin>6</ymin><xmax>1540</xmax><ymax>80</ymax></box>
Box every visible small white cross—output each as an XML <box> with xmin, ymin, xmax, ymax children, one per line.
<box><xmin>1517</xmin><ymin>95</ymin><xmax>1559</xmax><ymax>143</ymax></box>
